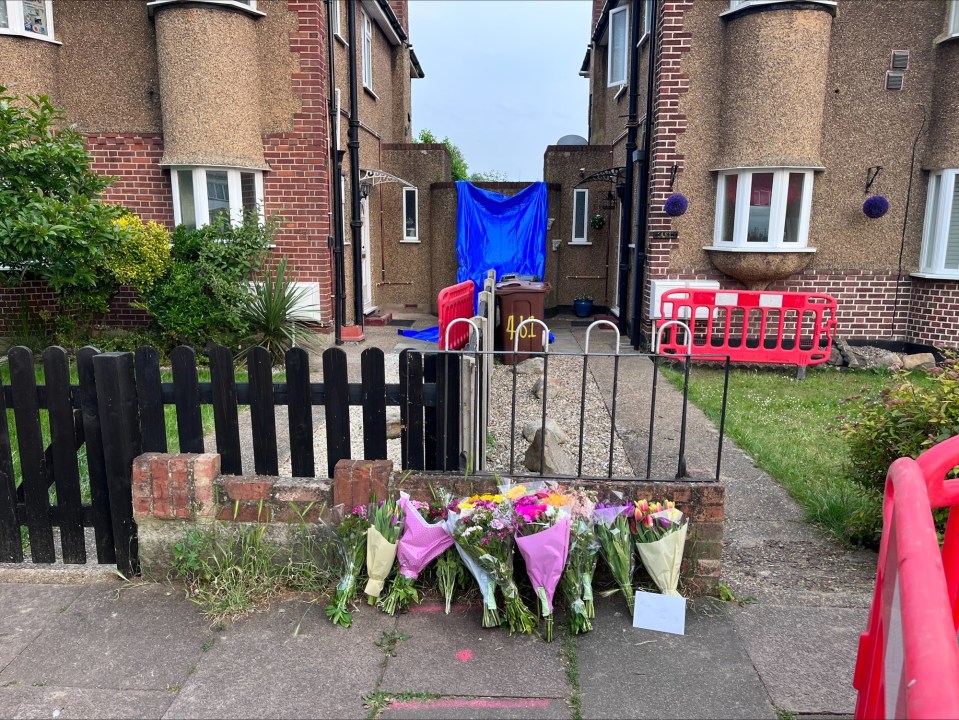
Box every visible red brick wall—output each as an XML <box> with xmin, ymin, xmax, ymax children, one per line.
<box><xmin>87</xmin><ymin>134</ymin><xmax>174</xmax><ymax>226</ymax></box>
<box><xmin>909</xmin><ymin>278</ymin><xmax>959</xmax><ymax>349</ymax></box>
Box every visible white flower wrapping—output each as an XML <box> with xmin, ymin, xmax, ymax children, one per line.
<box><xmin>635</xmin><ymin>511</ymin><xmax>688</xmax><ymax>596</ymax></box>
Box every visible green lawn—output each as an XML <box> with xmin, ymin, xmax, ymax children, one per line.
<box><xmin>665</xmin><ymin>364</ymin><xmax>889</xmax><ymax>546</ymax></box>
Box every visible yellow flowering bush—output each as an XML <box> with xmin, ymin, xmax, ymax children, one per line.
<box><xmin>107</xmin><ymin>213</ymin><xmax>171</xmax><ymax>293</ymax></box>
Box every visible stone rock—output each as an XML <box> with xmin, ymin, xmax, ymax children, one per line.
<box><xmin>834</xmin><ymin>338</ymin><xmax>901</xmax><ymax>370</ymax></box>
<box><xmin>833</xmin><ymin>337</ymin><xmax>854</xmax><ymax>366</ymax></box>
<box><xmin>522</xmin><ymin>419</ymin><xmax>569</xmax><ymax>444</ymax></box>
<box><xmin>524</xmin><ymin>428</ymin><xmax>574</xmax><ymax>475</ymax></box>
<box><xmin>532</xmin><ymin>375</ymin><xmax>563</xmax><ymax>399</ymax></box>
<box><xmin>386</xmin><ymin>408</ymin><xmax>402</xmax><ymax>440</ymax></box>
<box><xmin>902</xmin><ymin>352</ymin><xmax>937</xmax><ymax>371</ymax></box>
<box><xmin>828</xmin><ymin>345</ymin><xmax>845</xmax><ymax>367</ymax></box>
<box><xmin>513</xmin><ymin>357</ymin><xmax>545</xmax><ymax>376</ymax></box>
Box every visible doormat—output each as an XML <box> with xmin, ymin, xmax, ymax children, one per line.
<box><xmin>571</xmin><ymin>320</ymin><xmax>592</xmax><ymax>327</ymax></box>
<box><xmin>388</xmin><ymin>319</ymin><xmax>416</xmax><ymax>328</ymax></box>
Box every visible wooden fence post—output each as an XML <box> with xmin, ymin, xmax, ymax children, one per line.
<box><xmin>93</xmin><ymin>352</ymin><xmax>142</xmax><ymax>576</ymax></box>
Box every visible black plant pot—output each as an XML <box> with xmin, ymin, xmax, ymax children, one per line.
<box><xmin>574</xmin><ymin>299</ymin><xmax>593</xmax><ymax>318</ymax></box>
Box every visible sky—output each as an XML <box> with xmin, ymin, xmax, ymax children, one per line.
<box><xmin>407</xmin><ymin>1</ymin><xmax>592</xmax><ymax>182</ymax></box>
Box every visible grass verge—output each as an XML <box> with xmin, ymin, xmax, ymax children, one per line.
<box><xmin>664</xmin><ymin>364</ymin><xmax>887</xmax><ymax>547</ymax></box>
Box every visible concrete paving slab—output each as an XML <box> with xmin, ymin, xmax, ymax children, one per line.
<box><xmin>379</xmin><ymin>601</ymin><xmax>568</xmax><ymax>699</ymax></box>
<box><xmin>731</xmin><ymin>604</ymin><xmax>864</xmax><ymax>715</ymax></box>
<box><xmin>0</xmin><ymin>584</ymin><xmax>86</xmax><ymax>672</ymax></box>
<box><xmin>576</xmin><ymin>596</ymin><xmax>776</xmax><ymax>720</ymax></box>
<box><xmin>0</xmin><ymin>684</ymin><xmax>27</xmax><ymax>716</ymax></box>
<box><xmin>381</xmin><ymin>696</ymin><xmax>571</xmax><ymax>719</ymax></box>
<box><xmin>9</xmin><ymin>686</ymin><xmax>174</xmax><ymax>719</ymax></box>
<box><xmin>165</xmin><ymin>600</ymin><xmax>395</xmax><ymax>719</ymax></box>
<box><xmin>0</xmin><ymin>582</ymin><xmax>210</xmax><ymax>692</ymax></box>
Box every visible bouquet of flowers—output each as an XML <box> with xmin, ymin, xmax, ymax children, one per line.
<box><xmin>446</xmin><ymin>498</ymin><xmax>499</xmax><ymax>628</ymax></box>
<box><xmin>325</xmin><ymin>504</ymin><xmax>368</xmax><ymax>628</ymax></box>
<box><xmin>594</xmin><ymin>501</ymin><xmax>636</xmax><ymax>614</ymax></box>
<box><xmin>364</xmin><ymin>497</ymin><xmax>402</xmax><ymax>604</ymax></box>
<box><xmin>633</xmin><ymin>500</ymin><xmax>688</xmax><ymax>596</ymax></box>
<box><xmin>436</xmin><ymin>546</ymin><xmax>467</xmax><ymax>614</ymax></box>
<box><xmin>379</xmin><ymin>492</ymin><xmax>454</xmax><ymax>616</ymax></box>
<box><xmin>559</xmin><ymin>488</ymin><xmax>599</xmax><ymax>634</ymax></box>
<box><xmin>450</xmin><ymin>492</ymin><xmax>537</xmax><ymax>634</ymax></box>
<box><xmin>512</xmin><ymin>486</ymin><xmax>571</xmax><ymax>642</ymax></box>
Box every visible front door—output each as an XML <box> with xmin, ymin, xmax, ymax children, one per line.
<box><xmin>360</xmin><ymin>197</ymin><xmax>374</xmax><ymax>314</ymax></box>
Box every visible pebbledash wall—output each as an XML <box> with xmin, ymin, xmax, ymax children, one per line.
<box><xmin>577</xmin><ymin>0</ymin><xmax>959</xmax><ymax>349</ymax></box>
<box><xmin>132</xmin><ymin>453</ymin><xmax>725</xmax><ymax>595</ymax></box>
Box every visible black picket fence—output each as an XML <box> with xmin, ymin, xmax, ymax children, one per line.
<box><xmin>0</xmin><ymin>344</ymin><xmax>463</xmax><ymax>574</ymax></box>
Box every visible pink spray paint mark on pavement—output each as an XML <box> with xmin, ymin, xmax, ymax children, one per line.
<box><xmin>455</xmin><ymin>649</ymin><xmax>474</xmax><ymax>662</ymax></box>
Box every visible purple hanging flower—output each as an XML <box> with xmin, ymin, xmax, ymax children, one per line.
<box><xmin>663</xmin><ymin>193</ymin><xmax>689</xmax><ymax>217</ymax></box>
<box><xmin>863</xmin><ymin>195</ymin><xmax>890</xmax><ymax>219</ymax></box>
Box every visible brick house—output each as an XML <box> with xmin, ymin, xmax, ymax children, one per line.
<box><xmin>547</xmin><ymin>0</ymin><xmax>959</xmax><ymax>349</ymax></box>
<box><xmin>0</xmin><ymin>0</ymin><xmax>448</xmax><ymax>334</ymax></box>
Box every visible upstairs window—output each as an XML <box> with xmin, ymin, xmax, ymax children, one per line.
<box><xmin>713</xmin><ymin>168</ymin><xmax>814</xmax><ymax>249</ymax></box>
<box><xmin>171</xmin><ymin>167</ymin><xmax>264</xmax><ymax>230</ymax></box>
<box><xmin>402</xmin><ymin>187</ymin><xmax>418</xmax><ymax>242</ymax></box>
<box><xmin>607</xmin><ymin>6</ymin><xmax>627</xmax><ymax>87</ymax></box>
<box><xmin>950</xmin><ymin>0</ymin><xmax>959</xmax><ymax>37</ymax></box>
<box><xmin>330</xmin><ymin>0</ymin><xmax>341</xmax><ymax>37</ymax></box>
<box><xmin>642</xmin><ymin>0</ymin><xmax>653</xmax><ymax>39</ymax></box>
<box><xmin>572</xmin><ymin>188</ymin><xmax>589</xmax><ymax>243</ymax></box>
<box><xmin>919</xmin><ymin>170</ymin><xmax>959</xmax><ymax>278</ymax></box>
<box><xmin>0</xmin><ymin>0</ymin><xmax>56</xmax><ymax>41</ymax></box>
<box><xmin>361</xmin><ymin>9</ymin><xmax>373</xmax><ymax>89</ymax></box>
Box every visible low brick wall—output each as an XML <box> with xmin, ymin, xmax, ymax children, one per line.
<box><xmin>132</xmin><ymin>454</ymin><xmax>724</xmax><ymax>594</ymax></box>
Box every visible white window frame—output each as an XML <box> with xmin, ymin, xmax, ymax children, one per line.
<box><xmin>330</xmin><ymin>0</ymin><xmax>341</xmax><ymax>38</ymax></box>
<box><xmin>572</xmin><ymin>188</ymin><xmax>590</xmax><ymax>244</ymax></box>
<box><xmin>724</xmin><ymin>0</ymin><xmax>836</xmax><ymax>15</ymax></box>
<box><xmin>641</xmin><ymin>0</ymin><xmax>653</xmax><ymax>42</ymax></box>
<box><xmin>170</xmin><ymin>167</ymin><xmax>265</xmax><ymax>229</ymax></box>
<box><xmin>402</xmin><ymin>186</ymin><xmax>419</xmax><ymax>243</ymax></box>
<box><xmin>918</xmin><ymin>169</ymin><xmax>959</xmax><ymax>279</ymax></box>
<box><xmin>607</xmin><ymin>5</ymin><xmax>627</xmax><ymax>87</ymax></box>
<box><xmin>361</xmin><ymin>9</ymin><xmax>373</xmax><ymax>90</ymax></box>
<box><xmin>146</xmin><ymin>0</ymin><xmax>263</xmax><ymax>16</ymax></box>
<box><xmin>711</xmin><ymin>168</ymin><xmax>815</xmax><ymax>250</ymax></box>
<box><xmin>341</xmin><ymin>175</ymin><xmax>349</xmax><ymax>245</ymax></box>
<box><xmin>949</xmin><ymin>0</ymin><xmax>959</xmax><ymax>37</ymax></box>
<box><xmin>0</xmin><ymin>0</ymin><xmax>58</xmax><ymax>43</ymax></box>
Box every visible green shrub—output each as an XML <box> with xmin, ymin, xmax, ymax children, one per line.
<box><xmin>841</xmin><ymin>358</ymin><xmax>959</xmax><ymax>495</ymax></box>
<box><xmin>143</xmin><ymin>215</ymin><xmax>274</xmax><ymax>348</ymax></box>
<box><xmin>107</xmin><ymin>213</ymin><xmax>171</xmax><ymax>293</ymax></box>
<box><xmin>237</xmin><ymin>256</ymin><xmax>322</xmax><ymax>365</ymax></box>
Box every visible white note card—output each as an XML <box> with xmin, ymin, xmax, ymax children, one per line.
<box><xmin>632</xmin><ymin>591</ymin><xmax>686</xmax><ymax>635</ymax></box>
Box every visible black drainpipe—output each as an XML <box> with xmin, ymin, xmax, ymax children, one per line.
<box><xmin>617</xmin><ymin>0</ymin><xmax>642</xmax><ymax>336</ymax></box>
<box><xmin>631</xmin><ymin>0</ymin><xmax>657</xmax><ymax>350</ymax></box>
<box><xmin>325</xmin><ymin>0</ymin><xmax>346</xmax><ymax>345</ymax></box>
<box><xmin>346</xmin><ymin>0</ymin><xmax>364</xmax><ymax>327</ymax></box>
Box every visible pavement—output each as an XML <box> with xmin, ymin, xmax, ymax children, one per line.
<box><xmin>0</xmin><ymin>312</ymin><xmax>876</xmax><ymax>719</ymax></box>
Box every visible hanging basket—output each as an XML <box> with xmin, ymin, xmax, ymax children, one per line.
<box><xmin>590</xmin><ymin>214</ymin><xmax>606</xmax><ymax>230</ymax></box>
<box><xmin>863</xmin><ymin>195</ymin><xmax>890</xmax><ymax>219</ymax></box>
<box><xmin>663</xmin><ymin>193</ymin><xmax>689</xmax><ymax>217</ymax></box>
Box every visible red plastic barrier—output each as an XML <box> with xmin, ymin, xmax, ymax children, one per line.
<box><xmin>853</xmin><ymin>435</ymin><xmax>959</xmax><ymax>719</ymax></box>
<box><xmin>437</xmin><ymin>280</ymin><xmax>475</xmax><ymax>350</ymax></box>
<box><xmin>655</xmin><ymin>288</ymin><xmax>837</xmax><ymax>369</ymax></box>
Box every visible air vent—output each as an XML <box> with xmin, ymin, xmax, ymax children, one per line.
<box><xmin>885</xmin><ymin>71</ymin><xmax>904</xmax><ymax>91</ymax></box>
<box><xmin>890</xmin><ymin>50</ymin><xmax>909</xmax><ymax>70</ymax></box>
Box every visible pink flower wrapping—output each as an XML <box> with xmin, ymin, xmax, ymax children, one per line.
<box><xmin>515</xmin><ymin>516</ymin><xmax>571</xmax><ymax>614</ymax></box>
<box><xmin>396</xmin><ymin>495</ymin><xmax>455</xmax><ymax>579</ymax></box>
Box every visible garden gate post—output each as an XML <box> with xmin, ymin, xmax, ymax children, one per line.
<box><xmin>92</xmin><ymin>352</ymin><xmax>142</xmax><ymax>576</ymax></box>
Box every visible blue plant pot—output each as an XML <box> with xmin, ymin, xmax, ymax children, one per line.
<box><xmin>574</xmin><ymin>299</ymin><xmax>593</xmax><ymax>318</ymax></box>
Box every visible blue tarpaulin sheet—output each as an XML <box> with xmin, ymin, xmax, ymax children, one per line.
<box><xmin>456</xmin><ymin>180</ymin><xmax>547</xmax><ymax>306</ymax></box>
<box><xmin>398</xmin><ymin>181</ymin><xmax>549</xmax><ymax>346</ymax></box>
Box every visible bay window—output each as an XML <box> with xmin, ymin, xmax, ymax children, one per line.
<box><xmin>712</xmin><ymin>168</ymin><xmax>814</xmax><ymax>248</ymax></box>
<box><xmin>0</xmin><ymin>0</ymin><xmax>56</xmax><ymax>41</ymax></box>
<box><xmin>919</xmin><ymin>170</ymin><xmax>959</xmax><ymax>278</ymax></box>
<box><xmin>171</xmin><ymin>167</ymin><xmax>264</xmax><ymax>230</ymax></box>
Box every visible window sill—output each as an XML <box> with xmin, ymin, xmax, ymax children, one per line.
<box><xmin>334</xmin><ymin>33</ymin><xmax>348</xmax><ymax>47</ymax></box>
<box><xmin>0</xmin><ymin>29</ymin><xmax>61</xmax><ymax>44</ymax></box>
<box><xmin>935</xmin><ymin>32</ymin><xmax>959</xmax><ymax>46</ymax></box>
<box><xmin>704</xmin><ymin>245</ymin><xmax>816</xmax><ymax>253</ymax></box>
<box><xmin>363</xmin><ymin>85</ymin><xmax>378</xmax><ymax>100</ymax></box>
<box><xmin>720</xmin><ymin>0</ymin><xmax>837</xmax><ymax>20</ymax></box>
<box><xmin>910</xmin><ymin>272</ymin><xmax>959</xmax><ymax>281</ymax></box>
<box><xmin>570</xmin><ymin>241</ymin><xmax>593</xmax><ymax>246</ymax></box>
<box><xmin>613</xmin><ymin>84</ymin><xmax>628</xmax><ymax>100</ymax></box>
<box><xmin>400</xmin><ymin>238</ymin><xmax>420</xmax><ymax>244</ymax></box>
<box><xmin>147</xmin><ymin>0</ymin><xmax>266</xmax><ymax>17</ymax></box>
